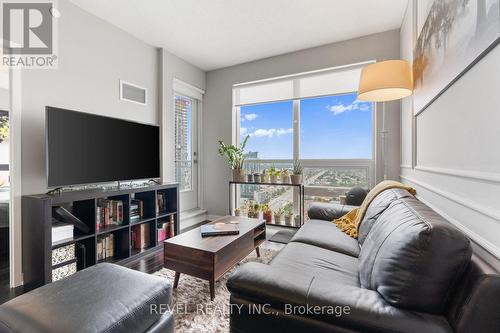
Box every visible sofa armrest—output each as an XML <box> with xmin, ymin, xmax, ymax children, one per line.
<box><xmin>307</xmin><ymin>203</ymin><xmax>357</xmax><ymax>221</ymax></box>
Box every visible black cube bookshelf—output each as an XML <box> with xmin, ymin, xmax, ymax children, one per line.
<box><xmin>22</xmin><ymin>183</ymin><xmax>179</xmax><ymax>288</ymax></box>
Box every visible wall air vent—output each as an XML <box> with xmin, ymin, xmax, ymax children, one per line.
<box><xmin>120</xmin><ymin>80</ymin><xmax>147</xmax><ymax>105</ymax></box>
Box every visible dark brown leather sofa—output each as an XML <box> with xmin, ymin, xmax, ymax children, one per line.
<box><xmin>227</xmin><ymin>188</ymin><xmax>500</xmax><ymax>333</ymax></box>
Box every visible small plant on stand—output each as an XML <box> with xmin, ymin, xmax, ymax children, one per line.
<box><xmin>283</xmin><ymin>203</ymin><xmax>294</xmax><ymax>225</ymax></box>
<box><xmin>262</xmin><ymin>204</ymin><xmax>272</xmax><ymax>224</ymax></box>
<box><xmin>291</xmin><ymin>160</ymin><xmax>303</xmax><ymax>185</ymax></box>
<box><xmin>218</xmin><ymin>135</ymin><xmax>249</xmax><ymax>182</ymax></box>
<box><xmin>261</xmin><ymin>169</ymin><xmax>269</xmax><ymax>183</ymax></box>
<box><xmin>281</xmin><ymin>169</ymin><xmax>291</xmax><ymax>184</ymax></box>
<box><xmin>248</xmin><ymin>202</ymin><xmax>260</xmax><ymax>218</ymax></box>
<box><xmin>294</xmin><ymin>214</ymin><xmax>301</xmax><ymax>226</ymax></box>
<box><xmin>269</xmin><ymin>165</ymin><xmax>279</xmax><ymax>183</ymax></box>
<box><xmin>273</xmin><ymin>209</ymin><xmax>282</xmax><ymax>224</ymax></box>
<box><xmin>234</xmin><ymin>207</ymin><xmax>241</xmax><ymax>216</ymax></box>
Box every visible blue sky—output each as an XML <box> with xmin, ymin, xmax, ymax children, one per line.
<box><xmin>240</xmin><ymin>93</ymin><xmax>372</xmax><ymax>159</ymax></box>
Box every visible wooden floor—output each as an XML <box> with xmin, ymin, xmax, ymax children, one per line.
<box><xmin>0</xmin><ymin>222</ymin><xmax>288</xmax><ymax>304</ymax></box>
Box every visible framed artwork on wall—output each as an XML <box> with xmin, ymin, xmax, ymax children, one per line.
<box><xmin>413</xmin><ymin>0</ymin><xmax>500</xmax><ymax>114</ymax></box>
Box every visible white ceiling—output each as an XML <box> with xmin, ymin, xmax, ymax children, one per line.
<box><xmin>70</xmin><ymin>0</ymin><xmax>407</xmax><ymax>71</ymax></box>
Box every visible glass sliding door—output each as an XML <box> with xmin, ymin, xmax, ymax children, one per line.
<box><xmin>174</xmin><ymin>94</ymin><xmax>198</xmax><ymax>212</ymax></box>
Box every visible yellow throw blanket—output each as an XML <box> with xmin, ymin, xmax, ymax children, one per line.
<box><xmin>334</xmin><ymin>180</ymin><xmax>416</xmax><ymax>238</ymax></box>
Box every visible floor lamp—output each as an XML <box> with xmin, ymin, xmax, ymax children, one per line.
<box><xmin>357</xmin><ymin>60</ymin><xmax>413</xmax><ymax>181</ymax></box>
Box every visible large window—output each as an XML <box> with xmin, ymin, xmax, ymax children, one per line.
<box><xmin>240</xmin><ymin>101</ymin><xmax>293</xmax><ymax>160</ymax></box>
<box><xmin>300</xmin><ymin>94</ymin><xmax>372</xmax><ymax>159</ymax></box>
<box><xmin>233</xmin><ymin>64</ymin><xmax>375</xmax><ymax>222</ymax></box>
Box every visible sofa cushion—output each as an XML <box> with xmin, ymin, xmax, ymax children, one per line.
<box><xmin>227</xmin><ymin>263</ymin><xmax>453</xmax><ymax>333</ymax></box>
<box><xmin>358</xmin><ymin>197</ymin><xmax>472</xmax><ymax>314</ymax></box>
<box><xmin>0</xmin><ymin>263</ymin><xmax>172</xmax><ymax>333</ymax></box>
<box><xmin>271</xmin><ymin>242</ymin><xmax>359</xmax><ymax>286</ymax></box>
<box><xmin>291</xmin><ymin>219</ymin><xmax>360</xmax><ymax>257</ymax></box>
<box><xmin>358</xmin><ymin>188</ymin><xmax>414</xmax><ymax>245</ymax></box>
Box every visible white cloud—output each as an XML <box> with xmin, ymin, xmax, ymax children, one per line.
<box><xmin>244</xmin><ymin>113</ymin><xmax>258</xmax><ymax>121</ymax></box>
<box><xmin>240</xmin><ymin>127</ymin><xmax>248</xmax><ymax>136</ymax></box>
<box><xmin>327</xmin><ymin>100</ymin><xmax>371</xmax><ymax>115</ymax></box>
<box><xmin>251</xmin><ymin>128</ymin><xmax>293</xmax><ymax>138</ymax></box>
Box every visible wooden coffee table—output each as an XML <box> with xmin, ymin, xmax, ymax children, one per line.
<box><xmin>163</xmin><ymin>216</ymin><xmax>266</xmax><ymax>300</ymax></box>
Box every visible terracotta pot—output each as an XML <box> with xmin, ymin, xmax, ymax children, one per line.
<box><xmin>291</xmin><ymin>174</ymin><xmax>302</xmax><ymax>185</ymax></box>
<box><xmin>232</xmin><ymin>169</ymin><xmax>246</xmax><ymax>182</ymax></box>
<box><xmin>263</xmin><ymin>211</ymin><xmax>272</xmax><ymax>224</ymax></box>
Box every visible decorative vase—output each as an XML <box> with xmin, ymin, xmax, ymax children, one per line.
<box><xmin>263</xmin><ymin>211</ymin><xmax>272</xmax><ymax>224</ymax></box>
<box><xmin>253</xmin><ymin>173</ymin><xmax>261</xmax><ymax>183</ymax></box>
<box><xmin>291</xmin><ymin>174</ymin><xmax>302</xmax><ymax>185</ymax></box>
<box><xmin>281</xmin><ymin>174</ymin><xmax>291</xmax><ymax>184</ymax></box>
<box><xmin>247</xmin><ymin>174</ymin><xmax>254</xmax><ymax>182</ymax></box>
<box><xmin>270</xmin><ymin>175</ymin><xmax>278</xmax><ymax>183</ymax></box>
<box><xmin>232</xmin><ymin>169</ymin><xmax>245</xmax><ymax>182</ymax></box>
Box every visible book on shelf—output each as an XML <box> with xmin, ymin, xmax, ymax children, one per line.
<box><xmin>156</xmin><ymin>193</ymin><xmax>167</xmax><ymax>214</ymax></box>
<box><xmin>158</xmin><ymin>215</ymin><xmax>176</xmax><ymax>242</ymax></box>
<box><xmin>130</xmin><ymin>199</ymin><xmax>144</xmax><ymax>221</ymax></box>
<box><xmin>132</xmin><ymin>224</ymin><xmax>150</xmax><ymax>250</ymax></box>
<box><xmin>51</xmin><ymin>220</ymin><xmax>74</xmax><ymax>244</ymax></box>
<box><xmin>97</xmin><ymin>234</ymin><xmax>115</xmax><ymax>261</ymax></box>
<box><xmin>96</xmin><ymin>199</ymin><xmax>124</xmax><ymax>230</ymax></box>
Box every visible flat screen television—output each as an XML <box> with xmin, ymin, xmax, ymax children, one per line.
<box><xmin>46</xmin><ymin>106</ymin><xmax>160</xmax><ymax>187</ymax></box>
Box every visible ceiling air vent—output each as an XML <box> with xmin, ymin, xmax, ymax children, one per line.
<box><xmin>120</xmin><ymin>80</ymin><xmax>147</xmax><ymax>105</ymax></box>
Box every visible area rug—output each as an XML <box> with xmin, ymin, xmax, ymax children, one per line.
<box><xmin>153</xmin><ymin>248</ymin><xmax>279</xmax><ymax>333</ymax></box>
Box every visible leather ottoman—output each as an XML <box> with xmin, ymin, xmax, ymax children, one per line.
<box><xmin>0</xmin><ymin>263</ymin><xmax>173</xmax><ymax>333</ymax></box>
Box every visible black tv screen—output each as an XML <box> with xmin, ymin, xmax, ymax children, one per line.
<box><xmin>46</xmin><ymin>106</ymin><xmax>160</xmax><ymax>187</ymax></box>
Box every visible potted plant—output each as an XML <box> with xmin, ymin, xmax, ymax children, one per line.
<box><xmin>261</xmin><ymin>169</ymin><xmax>269</xmax><ymax>183</ymax></box>
<box><xmin>273</xmin><ymin>209</ymin><xmax>282</xmax><ymax>224</ymax></box>
<box><xmin>294</xmin><ymin>214</ymin><xmax>301</xmax><ymax>226</ymax></box>
<box><xmin>291</xmin><ymin>160</ymin><xmax>303</xmax><ymax>185</ymax></box>
<box><xmin>253</xmin><ymin>172</ymin><xmax>261</xmax><ymax>183</ymax></box>
<box><xmin>248</xmin><ymin>202</ymin><xmax>260</xmax><ymax>218</ymax></box>
<box><xmin>281</xmin><ymin>169</ymin><xmax>291</xmax><ymax>184</ymax></box>
<box><xmin>218</xmin><ymin>135</ymin><xmax>249</xmax><ymax>182</ymax></box>
<box><xmin>283</xmin><ymin>203</ymin><xmax>294</xmax><ymax>225</ymax></box>
<box><xmin>234</xmin><ymin>207</ymin><xmax>241</xmax><ymax>216</ymax></box>
<box><xmin>247</xmin><ymin>173</ymin><xmax>254</xmax><ymax>182</ymax></box>
<box><xmin>269</xmin><ymin>165</ymin><xmax>279</xmax><ymax>183</ymax></box>
<box><xmin>262</xmin><ymin>204</ymin><xmax>272</xmax><ymax>224</ymax></box>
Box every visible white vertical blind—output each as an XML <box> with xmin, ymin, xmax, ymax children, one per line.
<box><xmin>233</xmin><ymin>63</ymin><xmax>368</xmax><ymax>106</ymax></box>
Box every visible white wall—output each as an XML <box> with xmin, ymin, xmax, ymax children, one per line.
<box><xmin>400</xmin><ymin>2</ymin><xmax>500</xmax><ymax>260</ymax></box>
<box><xmin>203</xmin><ymin>30</ymin><xmax>401</xmax><ymax>216</ymax></box>
<box><xmin>21</xmin><ymin>0</ymin><xmax>158</xmax><ymax>195</ymax></box>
